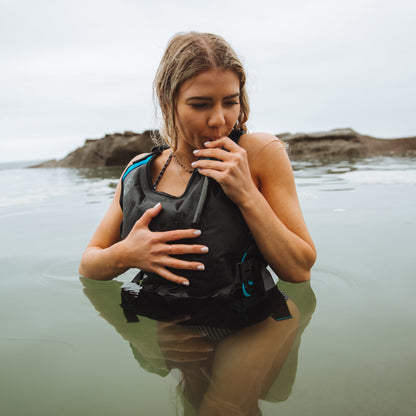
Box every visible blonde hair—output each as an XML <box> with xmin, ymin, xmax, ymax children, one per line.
<box><xmin>153</xmin><ymin>32</ymin><xmax>250</xmax><ymax>149</ymax></box>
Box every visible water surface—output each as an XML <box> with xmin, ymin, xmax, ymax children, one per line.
<box><xmin>0</xmin><ymin>157</ymin><xmax>415</xmax><ymax>415</ymax></box>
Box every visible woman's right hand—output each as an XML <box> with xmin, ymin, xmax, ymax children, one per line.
<box><xmin>118</xmin><ymin>202</ymin><xmax>209</xmax><ymax>286</ymax></box>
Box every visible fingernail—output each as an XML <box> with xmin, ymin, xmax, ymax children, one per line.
<box><xmin>194</xmin><ymin>230</ymin><xmax>201</xmax><ymax>236</ymax></box>
<box><xmin>197</xmin><ymin>265</ymin><xmax>205</xmax><ymax>270</ymax></box>
<box><xmin>201</xmin><ymin>247</ymin><xmax>209</xmax><ymax>253</ymax></box>
<box><xmin>193</xmin><ymin>149</ymin><xmax>199</xmax><ymax>155</ymax></box>
<box><xmin>153</xmin><ymin>202</ymin><xmax>161</xmax><ymax>208</ymax></box>
<box><xmin>204</xmin><ymin>141</ymin><xmax>211</xmax><ymax>147</ymax></box>
<box><xmin>183</xmin><ymin>281</ymin><xmax>190</xmax><ymax>286</ymax></box>
<box><xmin>191</xmin><ymin>162</ymin><xmax>196</xmax><ymax>167</ymax></box>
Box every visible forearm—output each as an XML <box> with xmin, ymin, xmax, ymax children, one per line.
<box><xmin>79</xmin><ymin>241</ymin><xmax>129</xmax><ymax>280</ymax></box>
<box><xmin>238</xmin><ymin>188</ymin><xmax>316</xmax><ymax>283</ymax></box>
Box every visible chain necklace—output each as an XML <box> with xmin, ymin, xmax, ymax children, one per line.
<box><xmin>172</xmin><ymin>152</ymin><xmax>195</xmax><ymax>174</ymax></box>
<box><xmin>174</xmin><ymin>157</ymin><xmax>188</xmax><ymax>185</ymax></box>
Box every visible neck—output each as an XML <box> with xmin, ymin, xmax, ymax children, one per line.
<box><xmin>174</xmin><ymin>143</ymin><xmax>198</xmax><ymax>168</ymax></box>
<box><xmin>172</xmin><ymin>151</ymin><xmax>194</xmax><ymax>174</ymax></box>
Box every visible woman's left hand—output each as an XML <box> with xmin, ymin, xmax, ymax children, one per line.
<box><xmin>191</xmin><ymin>137</ymin><xmax>257</xmax><ymax>205</ymax></box>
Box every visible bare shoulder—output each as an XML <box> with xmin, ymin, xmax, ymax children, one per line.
<box><xmin>127</xmin><ymin>152</ymin><xmax>152</xmax><ymax>168</ymax></box>
<box><xmin>239</xmin><ymin>132</ymin><xmax>285</xmax><ymax>159</ymax></box>
<box><xmin>239</xmin><ymin>132</ymin><xmax>289</xmax><ymax>178</ymax></box>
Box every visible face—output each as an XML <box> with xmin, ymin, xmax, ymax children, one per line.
<box><xmin>174</xmin><ymin>69</ymin><xmax>241</xmax><ymax>152</ymax></box>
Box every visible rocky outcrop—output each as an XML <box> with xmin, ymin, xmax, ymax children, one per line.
<box><xmin>279</xmin><ymin>128</ymin><xmax>416</xmax><ymax>160</ymax></box>
<box><xmin>32</xmin><ymin>128</ymin><xmax>416</xmax><ymax>168</ymax></box>
<box><xmin>32</xmin><ymin>130</ymin><xmax>158</xmax><ymax>168</ymax></box>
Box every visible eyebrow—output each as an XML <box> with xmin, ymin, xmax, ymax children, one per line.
<box><xmin>186</xmin><ymin>93</ymin><xmax>240</xmax><ymax>101</ymax></box>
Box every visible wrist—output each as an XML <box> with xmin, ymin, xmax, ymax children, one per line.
<box><xmin>111</xmin><ymin>240</ymin><xmax>128</xmax><ymax>270</ymax></box>
<box><xmin>237</xmin><ymin>185</ymin><xmax>261</xmax><ymax>211</ymax></box>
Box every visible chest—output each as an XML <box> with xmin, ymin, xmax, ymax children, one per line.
<box><xmin>120</xmin><ymin>161</ymin><xmax>252</xmax><ymax>256</ymax></box>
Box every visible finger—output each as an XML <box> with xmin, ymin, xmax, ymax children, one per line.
<box><xmin>192</xmin><ymin>147</ymin><xmax>231</xmax><ymax>160</ymax></box>
<box><xmin>136</xmin><ymin>202</ymin><xmax>162</xmax><ymax>227</ymax></box>
<box><xmin>194</xmin><ymin>168</ymin><xmax>223</xmax><ymax>183</ymax></box>
<box><xmin>155</xmin><ymin>267</ymin><xmax>190</xmax><ymax>286</ymax></box>
<box><xmin>191</xmin><ymin>158</ymin><xmax>227</xmax><ymax>171</ymax></box>
<box><xmin>168</xmin><ymin>244</ymin><xmax>209</xmax><ymax>256</ymax></box>
<box><xmin>204</xmin><ymin>136</ymin><xmax>240</xmax><ymax>151</ymax></box>
<box><xmin>157</xmin><ymin>228</ymin><xmax>203</xmax><ymax>242</ymax></box>
<box><xmin>164</xmin><ymin>257</ymin><xmax>205</xmax><ymax>271</ymax></box>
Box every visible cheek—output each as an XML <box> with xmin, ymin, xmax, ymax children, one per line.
<box><xmin>230</xmin><ymin>107</ymin><xmax>241</xmax><ymax>124</ymax></box>
<box><xmin>181</xmin><ymin>114</ymin><xmax>203</xmax><ymax>131</ymax></box>
<box><xmin>176</xmin><ymin>111</ymin><xmax>193</xmax><ymax>130</ymax></box>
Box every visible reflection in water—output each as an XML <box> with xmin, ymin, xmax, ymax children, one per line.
<box><xmin>72</xmin><ymin>166</ymin><xmax>124</xmax><ymax>181</ymax></box>
<box><xmin>81</xmin><ymin>277</ymin><xmax>315</xmax><ymax>415</ymax></box>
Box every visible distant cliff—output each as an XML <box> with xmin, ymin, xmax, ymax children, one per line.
<box><xmin>32</xmin><ymin>128</ymin><xmax>416</xmax><ymax>168</ymax></box>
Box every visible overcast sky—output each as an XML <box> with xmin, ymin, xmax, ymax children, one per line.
<box><xmin>1</xmin><ymin>0</ymin><xmax>415</xmax><ymax>162</ymax></box>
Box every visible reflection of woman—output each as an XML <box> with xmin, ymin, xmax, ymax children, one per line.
<box><xmin>78</xmin><ymin>31</ymin><xmax>315</xmax><ymax>299</ymax></box>
<box><xmin>81</xmin><ymin>277</ymin><xmax>316</xmax><ymax>415</ymax></box>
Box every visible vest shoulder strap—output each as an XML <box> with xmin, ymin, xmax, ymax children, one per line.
<box><xmin>122</xmin><ymin>153</ymin><xmax>154</xmax><ymax>182</ymax></box>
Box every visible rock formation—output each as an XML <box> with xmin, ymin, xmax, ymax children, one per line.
<box><xmin>32</xmin><ymin>130</ymin><xmax>157</xmax><ymax>168</ymax></box>
<box><xmin>279</xmin><ymin>128</ymin><xmax>416</xmax><ymax>160</ymax></box>
<box><xmin>32</xmin><ymin>128</ymin><xmax>416</xmax><ymax>168</ymax></box>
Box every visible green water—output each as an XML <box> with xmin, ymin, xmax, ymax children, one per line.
<box><xmin>0</xmin><ymin>158</ymin><xmax>415</xmax><ymax>415</ymax></box>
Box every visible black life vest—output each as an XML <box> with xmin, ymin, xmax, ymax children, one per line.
<box><xmin>119</xmin><ymin>131</ymin><xmax>276</xmax><ymax>299</ymax></box>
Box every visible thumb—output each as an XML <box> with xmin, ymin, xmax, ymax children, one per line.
<box><xmin>137</xmin><ymin>202</ymin><xmax>162</xmax><ymax>227</ymax></box>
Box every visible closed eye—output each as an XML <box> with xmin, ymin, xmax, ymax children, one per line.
<box><xmin>189</xmin><ymin>103</ymin><xmax>207</xmax><ymax>108</ymax></box>
<box><xmin>189</xmin><ymin>101</ymin><xmax>239</xmax><ymax>109</ymax></box>
<box><xmin>224</xmin><ymin>101</ymin><xmax>240</xmax><ymax>106</ymax></box>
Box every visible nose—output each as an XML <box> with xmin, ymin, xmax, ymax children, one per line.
<box><xmin>208</xmin><ymin>105</ymin><xmax>226</xmax><ymax>128</ymax></box>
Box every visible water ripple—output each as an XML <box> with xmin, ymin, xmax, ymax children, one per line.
<box><xmin>312</xmin><ymin>264</ymin><xmax>358</xmax><ymax>289</ymax></box>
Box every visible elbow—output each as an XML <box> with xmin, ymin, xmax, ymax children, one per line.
<box><xmin>78</xmin><ymin>254</ymin><xmax>86</xmax><ymax>277</ymax></box>
<box><xmin>296</xmin><ymin>246</ymin><xmax>317</xmax><ymax>282</ymax></box>
<box><xmin>308</xmin><ymin>245</ymin><xmax>317</xmax><ymax>272</ymax></box>
<box><xmin>78</xmin><ymin>264</ymin><xmax>111</xmax><ymax>281</ymax></box>
<box><xmin>78</xmin><ymin>248</ymin><xmax>122</xmax><ymax>281</ymax></box>
<box><xmin>280</xmin><ymin>268</ymin><xmax>311</xmax><ymax>284</ymax></box>
<box><xmin>293</xmin><ymin>268</ymin><xmax>312</xmax><ymax>283</ymax></box>
<box><xmin>78</xmin><ymin>252</ymin><xmax>100</xmax><ymax>280</ymax></box>
<box><xmin>78</xmin><ymin>248</ymin><xmax>94</xmax><ymax>278</ymax></box>
<box><xmin>78</xmin><ymin>261</ymin><xmax>109</xmax><ymax>280</ymax></box>
<box><xmin>78</xmin><ymin>263</ymin><xmax>88</xmax><ymax>279</ymax></box>
<box><xmin>78</xmin><ymin>258</ymin><xmax>91</xmax><ymax>279</ymax></box>
<box><xmin>277</xmin><ymin>245</ymin><xmax>317</xmax><ymax>284</ymax></box>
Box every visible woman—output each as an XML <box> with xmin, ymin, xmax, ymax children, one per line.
<box><xmin>79</xmin><ymin>32</ymin><xmax>316</xmax><ymax>300</ymax></box>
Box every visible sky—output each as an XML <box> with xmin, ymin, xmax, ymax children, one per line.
<box><xmin>1</xmin><ymin>0</ymin><xmax>415</xmax><ymax>162</ymax></box>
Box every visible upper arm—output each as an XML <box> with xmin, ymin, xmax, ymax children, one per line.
<box><xmin>247</xmin><ymin>133</ymin><xmax>315</xmax><ymax>250</ymax></box>
<box><xmin>85</xmin><ymin>153</ymin><xmax>149</xmax><ymax>250</ymax></box>
<box><xmin>85</xmin><ymin>180</ymin><xmax>124</xmax><ymax>250</ymax></box>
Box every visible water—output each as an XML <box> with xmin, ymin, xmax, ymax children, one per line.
<box><xmin>0</xmin><ymin>157</ymin><xmax>415</xmax><ymax>415</ymax></box>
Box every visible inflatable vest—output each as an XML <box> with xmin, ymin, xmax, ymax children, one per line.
<box><xmin>120</xmin><ymin>131</ymin><xmax>276</xmax><ymax>299</ymax></box>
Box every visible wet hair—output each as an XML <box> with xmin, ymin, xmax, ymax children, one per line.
<box><xmin>153</xmin><ymin>32</ymin><xmax>249</xmax><ymax>150</ymax></box>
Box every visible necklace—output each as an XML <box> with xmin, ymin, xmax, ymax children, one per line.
<box><xmin>172</xmin><ymin>152</ymin><xmax>194</xmax><ymax>174</ymax></box>
<box><xmin>174</xmin><ymin>158</ymin><xmax>188</xmax><ymax>185</ymax></box>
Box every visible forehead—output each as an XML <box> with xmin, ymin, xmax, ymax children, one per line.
<box><xmin>178</xmin><ymin>69</ymin><xmax>240</xmax><ymax>98</ymax></box>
